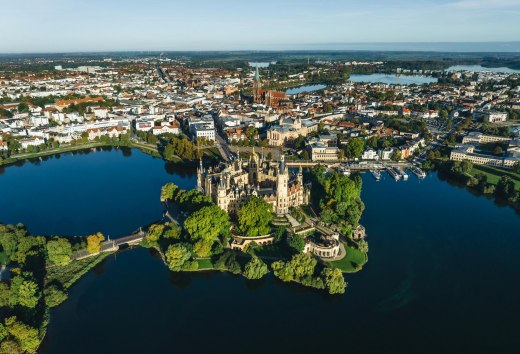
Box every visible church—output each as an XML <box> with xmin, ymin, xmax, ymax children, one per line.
<box><xmin>252</xmin><ymin>67</ymin><xmax>291</xmax><ymax>110</ymax></box>
<box><xmin>197</xmin><ymin>150</ymin><xmax>310</xmax><ymax>216</ymax></box>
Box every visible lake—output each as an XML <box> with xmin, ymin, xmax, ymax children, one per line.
<box><xmin>349</xmin><ymin>73</ymin><xmax>438</xmax><ymax>85</ymax></box>
<box><xmin>446</xmin><ymin>65</ymin><xmax>520</xmax><ymax>73</ymax></box>
<box><xmin>2</xmin><ymin>149</ymin><xmax>520</xmax><ymax>354</ymax></box>
<box><xmin>0</xmin><ymin>147</ymin><xmax>196</xmax><ymax>237</ymax></box>
<box><xmin>285</xmin><ymin>84</ymin><xmax>327</xmax><ymax>95</ymax></box>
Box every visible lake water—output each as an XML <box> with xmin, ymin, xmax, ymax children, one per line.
<box><xmin>285</xmin><ymin>84</ymin><xmax>327</xmax><ymax>95</ymax></box>
<box><xmin>2</xmin><ymin>150</ymin><xmax>520</xmax><ymax>354</ymax></box>
<box><xmin>446</xmin><ymin>65</ymin><xmax>520</xmax><ymax>73</ymax></box>
<box><xmin>0</xmin><ymin>147</ymin><xmax>196</xmax><ymax>237</ymax></box>
<box><xmin>349</xmin><ymin>73</ymin><xmax>438</xmax><ymax>85</ymax></box>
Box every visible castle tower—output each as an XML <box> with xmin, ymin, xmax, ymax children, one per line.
<box><xmin>276</xmin><ymin>155</ymin><xmax>289</xmax><ymax>216</ymax></box>
<box><xmin>197</xmin><ymin>159</ymin><xmax>204</xmax><ymax>192</ymax></box>
<box><xmin>217</xmin><ymin>179</ymin><xmax>228</xmax><ymax>212</ymax></box>
<box><xmin>297</xmin><ymin>166</ymin><xmax>303</xmax><ymax>186</ymax></box>
<box><xmin>253</xmin><ymin>66</ymin><xmax>261</xmax><ymax>103</ymax></box>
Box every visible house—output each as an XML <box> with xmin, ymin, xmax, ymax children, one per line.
<box><xmin>362</xmin><ymin>149</ymin><xmax>379</xmax><ymax>160</ymax></box>
<box><xmin>152</xmin><ymin>124</ymin><xmax>180</xmax><ymax>136</ymax></box>
<box><xmin>20</xmin><ymin>137</ymin><xmax>45</xmax><ymax>149</ymax></box>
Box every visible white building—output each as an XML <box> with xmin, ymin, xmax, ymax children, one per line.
<box><xmin>362</xmin><ymin>149</ymin><xmax>379</xmax><ymax>160</ymax></box>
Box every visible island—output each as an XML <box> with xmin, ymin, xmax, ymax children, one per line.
<box><xmin>148</xmin><ymin>152</ymin><xmax>368</xmax><ymax>294</ymax></box>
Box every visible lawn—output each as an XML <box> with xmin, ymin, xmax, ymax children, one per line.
<box><xmin>196</xmin><ymin>258</ymin><xmax>214</xmax><ymax>270</ymax></box>
<box><xmin>471</xmin><ymin>165</ymin><xmax>520</xmax><ymax>189</ymax></box>
<box><xmin>328</xmin><ymin>243</ymin><xmax>368</xmax><ymax>273</ymax></box>
<box><xmin>45</xmin><ymin>253</ymin><xmax>112</xmax><ymax>288</ymax></box>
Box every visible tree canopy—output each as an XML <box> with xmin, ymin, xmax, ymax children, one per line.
<box><xmin>237</xmin><ymin>197</ymin><xmax>273</xmax><ymax>236</ymax></box>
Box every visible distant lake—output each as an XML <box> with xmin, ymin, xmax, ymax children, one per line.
<box><xmin>249</xmin><ymin>62</ymin><xmax>273</xmax><ymax>68</ymax></box>
<box><xmin>446</xmin><ymin>65</ymin><xmax>520</xmax><ymax>73</ymax></box>
<box><xmin>349</xmin><ymin>73</ymin><xmax>437</xmax><ymax>85</ymax></box>
<box><xmin>286</xmin><ymin>84</ymin><xmax>327</xmax><ymax>95</ymax></box>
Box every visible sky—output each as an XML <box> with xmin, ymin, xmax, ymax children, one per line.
<box><xmin>0</xmin><ymin>0</ymin><xmax>520</xmax><ymax>53</ymax></box>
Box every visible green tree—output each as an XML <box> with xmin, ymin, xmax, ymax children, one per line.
<box><xmin>513</xmin><ymin>162</ymin><xmax>520</xmax><ymax>174</ymax></box>
<box><xmin>160</xmin><ymin>182</ymin><xmax>178</xmax><ymax>203</ymax></box>
<box><xmin>243</xmin><ymin>257</ymin><xmax>269</xmax><ymax>280</ymax></box>
<box><xmin>344</xmin><ymin>138</ymin><xmax>365</xmax><ymax>159</ymax></box>
<box><xmin>321</xmin><ymin>267</ymin><xmax>347</xmax><ymax>294</ymax></box>
<box><xmin>165</xmin><ymin>244</ymin><xmax>192</xmax><ymax>271</ymax></box>
<box><xmin>18</xmin><ymin>279</ymin><xmax>40</xmax><ymax>308</ymax></box>
<box><xmin>184</xmin><ymin>205</ymin><xmax>230</xmax><ymax>243</ymax></box>
<box><xmin>391</xmin><ymin>149</ymin><xmax>401</xmax><ymax>162</ymax></box>
<box><xmin>288</xmin><ymin>234</ymin><xmax>305</xmax><ymax>253</ymax></box>
<box><xmin>145</xmin><ymin>224</ymin><xmax>165</xmax><ymax>243</ymax></box>
<box><xmin>0</xmin><ymin>283</ymin><xmax>9</xmax><ymax>307</ymax></box>
<box><xmin>43</xmin><ymin>285</ymin><xmax>68</xmax><ymax>308</ymax></box>
<box><xmin>4</xmin><ymin>316</ymin><xmax>40</xmax><ymax>353</ymax></box>
<box><xmin>237</xmin><ymin>197</ymin><xmax>273</xmax><ymax>236</ymax></box>
<box><xmin>493</xmin><ymin>145</ymin><xmax>503</xmax><ymax>156</ymax></box>
<box><xmin>46</xmin><ymin>238</ymin><xmax>72</xmax><ymax>266</ymax></box>
<box><xmin>193</xmin><ymin>239</ymin><xmax>213</xmax><ymax>257</ymax></box>
<box><xmin>496</xmin><ymin>176</ymin><xmax>516</xmax><ymax>199</ymax></box>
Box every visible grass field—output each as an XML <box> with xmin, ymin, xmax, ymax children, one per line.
<box><xmin>45</xmin><ymin>253</ymin><xmax>112</xmax><ymax>288</ymax></box>
<box><xmin>471</xmin><ymin>165</ymin><xmax>520</xmax><ymax>189</ymax></box>
<box><xmin>328</xmin><ymin>243</ymin><xmax>368</xmax><ymax>273</ymax></box>
<box><xmin>196</xmin><ymin>258</ymin><xmax>214</xmax><ymax>270</ymax></box>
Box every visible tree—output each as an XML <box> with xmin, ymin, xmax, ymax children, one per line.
<box><xmin>160</xmin><ymin>182</ymin><xmax>178</xmax><ymax>203</ymax></box>
<box><xmin>460</xmin><ymin>160</ymin><xmax>473</xmax><ymax>175</ymax></box>
<box><xmin>493</xmin><ymin>145</ymin><xmax>503</xmax><ymax>156</ymax></box>
<box><xmin>496</xmin><ymin>176</ymin><xmax>516</xmax><ymax>199</ymax></box>
<box><xmin>367</xmin><ymin>136</ymin><xmax>379</xmax><ymax>149</ymax></box>
<box><xmin>4</xmin><ymin>316</ymin><xmax>40</xmax><ymax>353</ymax></box>
<box><xmin>321</xmin><ymin>267</ymin><xmax>347</xmax><ymax>294</ymax></box>
<box><xmin>513</xmin><ymin>162</ymin><xmax>520</xmax><ymax>174</ymax></box>
<box><xmin>243</xmin><ymin>257</ymin><xmax>269</xmax><ymax>280</ymax></box>
<box><xmin>237</xmin><ymin>197</ymin><xmax>273</xmax><ymax>237</ymax></box>
<box><xmin>165</xmin><ymin>244</ymin><xmax>192</xmax><ymax>271</ymax></box>
<box><xmin>145</xmin><ymin>224</ymin><xmax>164</xmax><ymax>243</ymax></box>
<box><xmin>344</xmin><ymin>138</ymin><xmax>365</xmax><ymax>159</ymax></box>
<box><xmin>391</xmin><ymin>149</ymin><xmax>401</xmax><ymax>162</ymax></box>
<box><xmin>43</xmin><ymin>285</ymin><xmax>68</xmax><ymax>308</ymax></box>
<box><xmin>46</xmin><ymin>238</ymin><xmax>72</xmax><ymax>266</ymax></box>
<box><xmin>86</xmin><ymin>232</ymin><xmax>104</xmax><ymax>254</ymax></box>
<box><xmin>193</xmin><ymin>239</ymin><xmax>213</xmax><ymax>257</ymax></box>
<box><xmin>184</xmin><ymin>205</ymin><xmax>230</xmax><ymax>243</ymax></box>
<box><xmin>17</xmin><ymin>279</ymin><xmax>40</xmax><ymax>308</ymax></box>
<box><xmin>0</xmin><ymin>283</ymin><xmax>9</xmax><ymax>307</ymax></box>
<box><xmin>288</xmin><ymin>234</ymin><xmax>305</xmax><ymax>253</ymax></box>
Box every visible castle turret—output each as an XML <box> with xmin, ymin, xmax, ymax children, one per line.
<box><xmin>298</xmin><ymin>166</ymin><xmax>303</xmax><ymax>186</ymax></box>
<box><xmin>197</xmin><ymin>159</ymin><xmax>204</xmax><ymax>192</ymax></box>
<box><xmin>276</xmin><ymin>154</ymin><xmax>289</xmax><ymax>215</ymax></box>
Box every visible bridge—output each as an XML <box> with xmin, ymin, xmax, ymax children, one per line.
<box><xmin>72</xmin><ymin>230</ymin><xmax>146</xmax><ymax>261</ymax></box>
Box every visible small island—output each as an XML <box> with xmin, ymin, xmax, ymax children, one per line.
<box><xmin>148</xmin><ymin>151</ymin><xmax>368</xmax><ymax>294</ymax></box>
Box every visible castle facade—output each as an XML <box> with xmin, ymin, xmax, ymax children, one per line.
<box><xmin>197</xmin><ymin>150</ymin><xmax>310</xmax><ymax>216</ymax></box>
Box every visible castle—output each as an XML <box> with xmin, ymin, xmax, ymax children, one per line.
<box><xmin>197</xmin><ymin>150</ymin><xmax>310</xmax><ymax>216</ymax></box>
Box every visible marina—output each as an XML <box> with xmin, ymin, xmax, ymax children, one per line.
<box><xmin>410</xmin><ymin>165</ymin><xmax>427</xmax><ymax>179</ymax></box>
<box><xmin>371</xmin><ymin>170</ymin><xmax>381</xmax><ymax>181</ymax></box>
<box><xmin>386</xmin><ymin>167</ymin><xmax>401</xmax><ymax>181</ymax></box>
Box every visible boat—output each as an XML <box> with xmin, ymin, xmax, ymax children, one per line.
<box><xmin>410</xmin><ymin>165</ymin><xmax>427</xmax><ymax>179</ymax></box>
<box><xmin>399</xmin><ymin>168</ymin><xmax>409</xmax><ymax>181</ymax></box>
<box><xmin>371</xmin><ymin>170</ymin><xmax>381</xmax><ymax>181</ymax></box>
<box><xmin>386</xmin><ymin>167</ymin><xmax>401</xmax><ymax>181</ymax></box>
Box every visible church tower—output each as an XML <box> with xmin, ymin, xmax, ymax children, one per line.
<box><xmin>253</xmin><ymin>66</ymin><xmax>262</xmax><ymax>103</ymax></box>
<box><xmin>276</xmin><ymin>155</ymin><xmax>289</xmax><ymax>216</ymax></box>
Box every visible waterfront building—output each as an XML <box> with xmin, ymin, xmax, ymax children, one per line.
<box><xmin>197</xmin><ymin>151</ymin><xmax>310</xmax><ymax>216</ymax></box>
<box><xmin>450</xmin><ymin>144</ymin><xmax>519</xmax><ymax>169</ymax></box>
<box><xmin>310</xmin><ymin>142</ymin><xmax>341</xmax><ymax>161</ymax></box>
